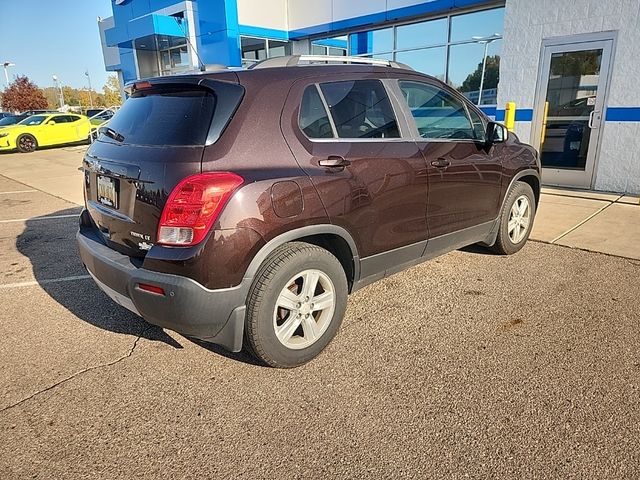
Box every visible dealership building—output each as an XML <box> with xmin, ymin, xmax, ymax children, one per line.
<box><xmin>99</xmin><ymin>0</ymin><xmax>640</xmax><ymax>194</ymax></box>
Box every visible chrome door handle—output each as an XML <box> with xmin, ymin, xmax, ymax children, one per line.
<box><xmin>430</xmin><ymin>158</ymin><xmax>451</xmax><ymax>168</ymax></box>
<box><xmin>588</xmin><ymin>110</ymin><xmax>599</xmax><ymax>129</ymax></box>
<box><xmin>318</xmin><ymin>156</ymin><xmax>351</xmax><ymax>168</ymax></box>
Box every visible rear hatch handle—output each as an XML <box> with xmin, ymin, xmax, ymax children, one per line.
<box><xmin>84</xmin><ymin>155</ymin><xmax>142</xmax><ymax>182</ymax></box>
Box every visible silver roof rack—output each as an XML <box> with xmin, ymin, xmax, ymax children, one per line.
<box><xmin>248</xmin><ymin>55</ymin><xmax>413</xmax><ymax>70</ymax></box>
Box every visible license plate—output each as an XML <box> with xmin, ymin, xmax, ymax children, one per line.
<box><xmin>97</xmin><ymin>175</ymin><xmax>118</xmax><ymax>209</ymax></box>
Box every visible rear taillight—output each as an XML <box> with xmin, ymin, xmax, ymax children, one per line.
<box><xmin>157</xmin><ymin>172</ymin><xmax>243</xmax><ymax>247</ymax></box>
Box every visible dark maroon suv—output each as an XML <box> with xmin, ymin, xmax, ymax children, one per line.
<box><xmin>77</xmin><ymin>56</ymin><xmax>539</xmax><ymax>368</ymax></box>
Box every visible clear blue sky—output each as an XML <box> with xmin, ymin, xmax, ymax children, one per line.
<box><xmin>0</xmin><ymin>0</ymin><xmax>113</xmax><ymax>90</ymax></box>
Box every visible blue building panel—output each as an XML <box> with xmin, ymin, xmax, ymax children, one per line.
<box><xmin>105</xmin><ymin>13</ymin><xmax>185</xmax><ymax>47</ymax></box>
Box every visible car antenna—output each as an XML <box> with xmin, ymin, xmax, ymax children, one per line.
<box><xmin>173</xmin><ymin>16</ymin><xmax>206</xmax><ymax>72</ymax></box>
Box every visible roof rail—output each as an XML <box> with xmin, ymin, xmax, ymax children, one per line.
<box><xmin>247</xmin><ymin>55</ymin><xmax>413</xmax><ymax>70</ymax></box>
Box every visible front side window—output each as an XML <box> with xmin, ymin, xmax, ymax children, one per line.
<box><xmin>319</xmin><ymin>80</ymin><xmax>400</xmax><ymax>139</ymax></box>
<box><xmin>19</xmin><ymin>115</ymin><xmax>47</xmax><ymax>126</ymax></box>
<box><xmin>467</xmin><ymin>107</ymin><xmax>486</xmax><ymax>141</ymax></box>
<box><xmin>399</xmin><ymin>81</ymin><xmax>477</xmax><ymax>140</ymax></box>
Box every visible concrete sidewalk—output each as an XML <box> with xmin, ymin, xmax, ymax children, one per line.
<box><xmin>532</xmin><ymin>187</ymin><xmax>640</xmax><ymax>260</ymax></box>
<box><xmin>0</xmin><ymin>146</ymin><xmax>86</xmax><ymax>206</ymax></box>
<box><xmin>0</xmin><ymin>146</ymin><xmax>638</xmax><ymax>260</ymax></box>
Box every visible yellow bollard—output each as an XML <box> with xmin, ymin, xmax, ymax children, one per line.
<box><xmin>504</xmin><ymin>102</ymin><xmax>516</xmax><ymax>131</ymax></box>
<box><xmin>540</xmin><ymin>101</ymin><xmax>549</xmax><ymax>146</ymax></box>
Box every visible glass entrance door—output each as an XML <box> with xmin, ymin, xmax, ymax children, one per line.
<box><xmin>535</xmin><ymin>38</ymin><xmax>613</xmax><ymax>188</ymax></box>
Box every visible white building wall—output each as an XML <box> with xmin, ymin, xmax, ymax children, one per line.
<box><xmin>498</xmin><ymin>0</ymin><xmax>640</xmax><ymax>193</ymax></box>
<box><xmin>98</xmin><ymin>17</ymin><xmax>121</xmax><ymax>69</ymax></box>
<box><xmin>237</xmin><ymin>0</ymin><xmax>289</xmax><ymax>31</ymax></box>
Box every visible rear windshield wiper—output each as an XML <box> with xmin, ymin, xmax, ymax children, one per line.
<box><xmin>98</xmin><ymin>126</ymin><xmax>125</xmax><ymax>143</ymax></box>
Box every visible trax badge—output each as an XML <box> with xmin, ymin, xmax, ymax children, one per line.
<box><xmin>130</xmin><ymin>231</ymin><xmax>151</xmax><ymax>241</ymax></box>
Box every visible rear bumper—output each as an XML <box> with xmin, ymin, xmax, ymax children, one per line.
<box><xmin>77</xmin><ymin>220</ymin><xmax>248</xmax><ymax>352</ymax></box>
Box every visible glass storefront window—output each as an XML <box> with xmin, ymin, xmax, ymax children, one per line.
<box><xmin>347</xmin><ymin>7</ymin><xmax>504</xmax><ymax>105</ymax></box>
<box><xmin>268</xmin><ymin>40</ymin><xmax>292</xmax><ymax>58</ymax></box>
<box><xmin>396</xmin><ymin>18</ymin><xmax>447</xmax><ymax>50</ymax></box>
<box><xmin>450</xmin><ymin>8</ymin><xmax>504</xmax><ymax>43</ymax></box>
<box><xmin>241</xmin><ymin>37</ymin><xmax>267</xmax><ymax>61</ymax></box>
<box><xmin>350</xmin><ymin>28</ymin><xmax>393</xmax><ymax>55</ymax></box>
<box><xmin>241</xmin><ymin>36</ymin><xmax>292</xmax><ymax>67</ymax></box>
<box><xmin>396</xmin><ymin>47</ymin><xmax>446</xmax><ymax>81</ymax></box>
<box><xmin>448</xmin><ymin>40</ymin><xmax>501</xmax><ymax>104</ymax></box>
<box><xmin>311</xmin><ymin>37</ymin><xmax>348</xmax><ymax>56</ymax></box>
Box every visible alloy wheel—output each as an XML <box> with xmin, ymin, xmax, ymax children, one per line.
<box><xmin>18</xmin><ymin>136</ymin><xmax>35</xmax><ymax>152</ymax></box>
<box><xmin>273</xmin><ymin>269</ymin><xmax>336</xmax><ymax>350</ymax></box>
<box><xmin>508</xmin><ymin>194</ymin><xmax>531</xmax><ymax>244</ymax></box>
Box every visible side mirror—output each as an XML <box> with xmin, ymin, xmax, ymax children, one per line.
<box><xmin>47</xmin><ymin>120</ymin><xmax>56</xmax><ymax>125</ymax></box>
<box><xmin>486</xmin><ymin>121</ymin><xmax>507</xmax><ymax>144</ymax></box>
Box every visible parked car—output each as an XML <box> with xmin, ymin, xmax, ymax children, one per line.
<box><xmin>86</xmin><ymin>108</ymin><xmax>115</xmax><ymax>126</ymax></box>
<box><xmin>0</xmin><ymin>113</ymin><xmax>92</xmax><ymax>153</ymax></box>
<box><xmin>20</xmin><ymin>109</ymin><xmax>58</xmax><ymax>116</ymax></box>
<box><xmin>77</xmin><ymin>57</ymin><xmax>540</xmax><ymax>368</ymax></box>
<box><xmin>0</xmin><ymin>112</ymin><xmax>15</xmax><ymax>119</ymax></box>
<box><xmin>0</xmin><ymin>114</ymin><xmax>29</xmax><ymax>128</ymax></box>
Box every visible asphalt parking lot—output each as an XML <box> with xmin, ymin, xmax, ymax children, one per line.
<box><xmin>0</xmin><ymin>172</ymin><xmax>639</xmax><ymax>479</ymax></box>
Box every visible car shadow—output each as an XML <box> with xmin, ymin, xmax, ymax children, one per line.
<box><xmin>188</xmin><ymin>338</ymin><xmax>265</xmax><ymax>367</ymax></box>
<box><xmin>459</xmin><ymin>244</ymin><xmax>496</xmax><ymax>255</ymax></box>
<box><xmin>16</xmin><ymin>207</ymin><xmax>182</xmax><ymax>349</ymax></box>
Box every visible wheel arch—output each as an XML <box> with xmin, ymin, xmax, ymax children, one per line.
<box><xmin>243</xmin><ymin>225</ymin><xmax>360</xmax><ymax>293</ymax></box>
<box><xmin>505</xmin><ymin>169</ymin><xmax>541</xmax><ymax>209</ymax></box>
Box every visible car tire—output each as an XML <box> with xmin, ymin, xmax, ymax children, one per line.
<box><xmin>490</xmin><ymin>181</ymin><xmax>536</xmax><ymax>255</ymax></box>
<box><xmin>244</xmin><ymin>241</ymin><xmax>348</xmax><ymax>368</ymax></box>
<box><xmin>16</xmin><ymin>134</ymin><xmax>38</xmax><ymax>153</ymax></box>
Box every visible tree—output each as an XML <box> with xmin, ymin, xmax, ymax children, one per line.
<box><xmin>103</xmin><ymin>75</ymin><xmax>123</xmax><ymax>106</ymax></box>
<box><xmin>459</xmin><ymin>55</ymin><xmax>501</xmax><ymax>95</ymax></box>
<box><xmin>42</xmin><ymin>87</ymin><xmax>60</xmax><ymax>109</ymax></box>
<box><xmin>1</xmin><ymin>76</ymin><xmax>48</xmax><ymax>112</ymax></box>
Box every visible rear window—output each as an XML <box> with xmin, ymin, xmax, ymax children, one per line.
<box><xmin>102</xmin><ymin>88</ymin><xmax>216</xmax><ymax>146</ymax></box>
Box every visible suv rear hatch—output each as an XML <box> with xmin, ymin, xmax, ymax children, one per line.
<box><xmin>83</xmin><ymin>76</ymin><xmax>244</xmax><ymax>256</ymax></box>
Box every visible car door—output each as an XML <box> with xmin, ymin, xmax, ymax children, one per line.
<box><xmin>394</xmin><ymin>79</ymin><xmax>502</xmax><ymax>247</ymax></box>
<box><xmin>39</xmin><ymin>115</ymin><xmax>68</xmax><ymax>145</ymax></box>
<box><xmin>281</xmin><ymin>75</ymin><xmax>429</xmax><ymax>281</ymax></box>
<box><xmin>65</xmin><ymin>115</ymin><xmax>87</xmax><ymax>142</ymax></box>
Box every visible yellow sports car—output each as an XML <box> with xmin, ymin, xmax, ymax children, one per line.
<box><xmin>0</xmin><ymin>113</ymin><xmax>92</xmax><ymax>153</ymax></box>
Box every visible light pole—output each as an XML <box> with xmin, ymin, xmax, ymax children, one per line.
<box><xmin>84</xmin><ymin>70</ymin><xmax>94</xmax><ymax>108</ymax></box>
<box><xmin>52</xmin><ymin>75</ymin><xmax>64</xmax><ymax>109</ymax></box>
<box><xmin>2</xmin><ymin>62</ymin><xmax>15</xmax><ymax>88</ymax></box>
<box><xmin>472</xmin><ymin>34</ymin><xmax>502</xmax><ymax>106</ymax></box>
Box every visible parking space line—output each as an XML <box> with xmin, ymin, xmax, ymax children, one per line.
<box><xmin>0</xmin><ymin>189</ymin><xmax>38</xmax><ymax>195</ymax></box>
<box><xmin>0</xmin><ymin>213</ymin><xmax>80</xmax><ymax>224</ymax></box>
<box><xmin>0</xmin><ymin>275</ymin><xmax>91</xmax><ymax>289</ymax></box>
<box><xmin>550</xmin><ymin>201</ymin><xmax>616</xmax><ymax>243</ymax></box>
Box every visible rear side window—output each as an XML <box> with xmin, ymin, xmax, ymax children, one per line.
<box><xmin>399</xmin><ymin>81</ymin><xmax>477</xmax><ymax>140</ymax></box>
<box><xmin>103</xmin><ymin>88</ymin><xmax>216</xmax><ymax>146</ymax></box>
<box><xmin>299</xmin><ymin>86</ymin><xmax>333</xmax><ymax>138</ymax></box>
<box><xmin>321</xmin><ymin>80</ymin><xmax>400</xmax><ymax>139</ymax></box>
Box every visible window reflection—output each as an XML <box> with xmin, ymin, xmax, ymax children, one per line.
<box><xmin>450</xmin><ymin>8</ymin><xmax>504</xmax><ymax>42</ymax></box>
<box><xmin>240</xmin><ymin>36</ymin><xmax>292</xmax><ymax>67</ymax></box>
<box><xmin>311</xmin><ymin>36</ymin><xmax>348</xmax><ymax>56</ymax></box>
<box><xmin>347</xmin><ymin>7</ymin><xmax>504</xmax><ymax>105</ymax></box>
<box><xmin>396</xmin><ymin>47</ymin><xmax>446</xmax><ymax>81</ymax></box>
<box><xmin>396</xmin><ymin>18</ymin><xmax>447</xmax><ymax>50</ymax></box>
<box><xmin>448</xmin><ymin>40</ymin><xmax>501</xmax><ymax>105</ymax></box>
<box><xmin>350</xmin><ymin>28</ymin><xmax>394</xmax><ymax>55</ymax></box>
